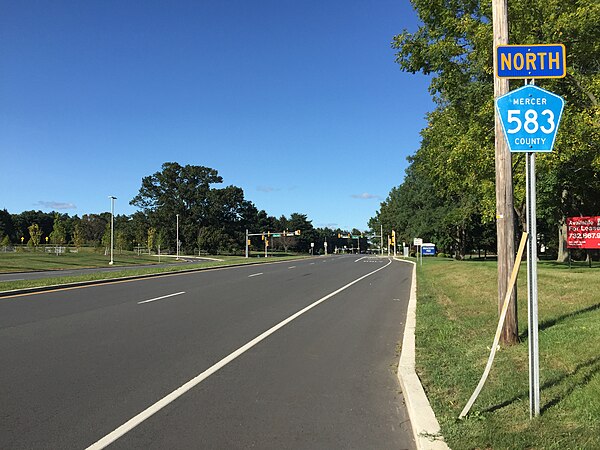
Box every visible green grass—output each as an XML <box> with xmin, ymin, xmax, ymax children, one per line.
<box><xmin>415</xmin><ymin>257</ymin><xmax>600</xmax><ymax>450</ymax></box>
<box><xmin>0</xmin><ymin>247</ymin><xmax>167</xmax><ymax>272</ymax></box>
<box><xmin>0</xmin><ymin>249</ymin><xmax>306</xmax><ymax>293</ymax></box>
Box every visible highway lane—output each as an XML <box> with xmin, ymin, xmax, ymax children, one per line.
<box><xmin>0</xmin><ymin>255</ymin><xmax>415</xmax><ymax>449</ymax></box>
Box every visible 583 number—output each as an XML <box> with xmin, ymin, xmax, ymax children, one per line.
<box><xmin>507</xmin><ymin>109</ymin><xmax>556</xmax><ymax>134</ymax></box>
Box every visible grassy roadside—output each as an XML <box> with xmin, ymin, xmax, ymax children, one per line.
<box><xmin>414</xmin><ymin>257</ymin><xmax>600</xmax><ymax>449</ymax></box>
<box><xmin>0</xmin><ymin>252</ymin><xmax>306</xmax><ymax>293</ymax></box>
<box><xmin>0</xmin><ymin>249</ymin><xmax>163</xmax><ymax>272</ymax></box>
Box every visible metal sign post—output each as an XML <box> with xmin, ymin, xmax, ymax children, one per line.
<box><xmin>497</xmin><ymin>76</ymin><xmax>565</xmax><ymax>418</ymax></box>
<box><xmin>524</xmin><ymin>93</ymin><xmax>540</xmax><ymax>416</ymax></box>
<box><xmin>526</xmin><ymin>149</ymin><xmax>540</xmax><ymax>417</ymax></box>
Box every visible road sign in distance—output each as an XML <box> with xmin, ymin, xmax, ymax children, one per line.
<box><xmin>496</xmin><ymin>44</ymin><xmax>566</xmax><ymax>79</ymax></box>
<box><xmin>422</xmin><ymin>244</ymin><xmax>436</xmax><ymax>256</ymax></box>
<box><xmin>413</xmin><ymin>238</ymin><xmax>423</xmax><ymax>246</ymax></box>
<box><xmin>496</xmin><ymin>85</ymin><xmax>564</xmax><ymax>152</ymax></box>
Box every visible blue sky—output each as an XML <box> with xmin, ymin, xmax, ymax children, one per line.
<box><xmin>1</xmin><ymin>0</ymin><xmax>432</xmax><ymax>231</ymax></box>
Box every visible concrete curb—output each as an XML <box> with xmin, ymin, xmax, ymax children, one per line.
<box><xmin>395</xmin><ymin>258</ymin><xmax>450</xmax><ymax>450</ymax></box>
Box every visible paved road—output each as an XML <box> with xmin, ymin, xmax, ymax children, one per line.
<box><xmin>0</xmin><ymin>255</ymin><xmax>415</xmax><ymax>449</ymax></box>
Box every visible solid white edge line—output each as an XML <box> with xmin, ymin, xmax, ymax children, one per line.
<box><xmin>137</xmin><ymin>292</ymin><xmax>186</xmax><ymax>305</ymax></box>
<box><xmin>86</xmin><ymin>258</ymin><xmax>393</xmax><ymax>450</ymax></box>
<box><xmin>248</xmin><ymin>273</ymin><xmax>263</xmax><ymax>278</ymax></box>
<box><xmin>354</xmin><ymin>256</ymin><xmax>367</xmax><ymax>263</ymax></box>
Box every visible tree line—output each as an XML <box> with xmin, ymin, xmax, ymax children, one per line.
<box><xmin>1</xmin><ymin>162</ymin><xmax>368</xmax><ymax>255</ymax></box>
<box><xmin>370</xmin><ymin>0</ymin><xmax>599</xmax><ymax>260</ymax></box>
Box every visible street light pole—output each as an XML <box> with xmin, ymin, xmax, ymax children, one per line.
<box><xmin>176</xmin><ymin>214</ymin><xmax>180</xmax><ymax>260</ymax></box>
<box><xmin>109</xmin><ymin>196</ymin><xmax>116</xmax><ymax>265</ymax></box>
<box><xmin>245</xmin><ymin>229</ymin><xmax>249</xmax><ymax>258</ymax></box>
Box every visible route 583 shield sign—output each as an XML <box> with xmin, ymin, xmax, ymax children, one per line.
<box><xmin>496</xmin><ymin>85</ymin><xmax>565</xmax><ymax>152</ymax></box>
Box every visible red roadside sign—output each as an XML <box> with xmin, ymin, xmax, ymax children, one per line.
<box><xmin>567</xmin><ymin>216</ymin><xmax>600</xmax><ymax>249</ymax></box>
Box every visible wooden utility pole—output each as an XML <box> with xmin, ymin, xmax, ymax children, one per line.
<box><xmin>492</xmin><ymin>0</ymin><xmax>518</xmax><ymax>344</ymax></box>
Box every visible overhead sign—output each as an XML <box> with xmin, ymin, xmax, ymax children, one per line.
<box><xmin>496</xmin><ymin>44</ymin><xmax>566</xmax><ymax>78</ymax></box>
<box><xmin>567</xmin><ymin>216</ymin><xmax>600</xmax><ymax>249</ymax></box>
<box><xmin>496</xmin><ymin>85</ymin><xmax>564</xmax><ymax>152</ymax></box>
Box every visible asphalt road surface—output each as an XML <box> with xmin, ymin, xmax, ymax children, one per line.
<box><xmin>0</xmin><ymin>255</ymin><xmax>415</xmax><ymax>449</ymax></box>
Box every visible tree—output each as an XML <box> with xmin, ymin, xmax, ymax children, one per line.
<box><xmin>129</xmin><ymin>212</ymin><xmax>149</xmax><ymax>251</ymax></box>
<box><xmin>71</xmin><ymin>219</ymin><xmax>85</xmax><ymax>249</ymax></box>
<box><xmin>155</xmin><ymin>229</ymin><xmax>166</xmax><ymax>254</ymax></box>
<box><xmin>79</xmin><ymin>214</ymin><xmax>109</xmax><ymax>246</ymax></box>
<box><xmin>101</xmin><ymin>223</ymin><xmax>111</xmax><ymax>255</ymax></box>
<box><xmin>131</xmin><ymin>162</ymin><xmax>222</xmax><ymax>253</ymax></box>
<box><xmin>287</xmin><ymin>213</ymin><xmax>315</xmax><ymax>253</ymax></box>
<box><xmin>147</xmin><ymin>227</ymin><xmax>156</xmax><ymax>254</ymax></box>
<box><xmin>0</xmin><ymin>209</ymin><xmax>16</xmax><ymax>243</ymax></box>
<box><xmin>13</xmin><ymin>211</ymin><xmax>54</xmax><ymax>244</ymax></box>
<box><xmin>49</xmin><ymin>213</ymin><xmax>67</xmax><ymax>246</ymax></box>
<box><xmin>197</xmin><ymin>226</ymin><xmax>228</xmax><ymax>254</ymax></box>
<box><xmin>28</xmin><ymin>223</ymin><xmax>42</xmax><ymax>249</ymax></box>
<box><xmin>131</xmin><ymin>162</ymin><xmax>260</xmax><ymax>255</ymax></box>
<box><xmin>116</xmin><ymin>230</ymin><xmax>128</xmax><ymax>254</ymax></box>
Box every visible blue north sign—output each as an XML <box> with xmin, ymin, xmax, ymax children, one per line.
<box><xmin>496</xmin><ymin>85</ymin><xmax>565</xmax><ymax>152</ymax></box>
<box><xmin>496</xmin><ymin>44</ymin><xmax>566</xmax><ymax>79</ymax></box>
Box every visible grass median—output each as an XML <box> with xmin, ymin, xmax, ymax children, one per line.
<box><xmin>414</xmin><ymin>257</ymin><xmax>600</xmax><ymax>449</ymax></box>
<box><xmin>0</xmin><ymin>250</ymin><xmax>306</xmax><ymax>293</ymax></box>
<box><xmin>0</xmin><ymin>248</ymin><xmax>162</xmax><ymax>272</ymax></box>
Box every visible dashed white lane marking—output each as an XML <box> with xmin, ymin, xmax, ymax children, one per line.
<box><xmin>85</xmin><ymin>259</ymin><xmax>393</xmax><ymax>449</ymax></box>
<box><xmin>138</xmin><ymin>292</ymin><xmax>186</xmax><ymax>305</ymax></box>
<box><xmin>248</xmin><ymin>273</ymin><xmax>263</xmax><ymax>278</ymax></box>
<box><xmin>288</xmin><ymin>266</ymin><xmax>296</xmax><ymax>269</ymax></box>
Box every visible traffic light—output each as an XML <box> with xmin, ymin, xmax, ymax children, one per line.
<box><xmin>338</xmin><ymin>233</ymin><xmax>341</xmax><ymax>238</ymax></box>
<box><xmin>261</xmin><ymin>233</ymin><xmax>265</xmax><ymax>241</ymax></box>
<box><xmin>294</xmin><ymin>230</ymin><xmax>301</xmax><ymax>236</ymax></box>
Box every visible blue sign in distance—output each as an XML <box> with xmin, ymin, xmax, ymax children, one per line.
<box><xmin>497</xmin><ymin>44</ymin><xmax>566</xmax><ymax>78</ymax></box>
<box><xmin>496</xmin><ymin>85</ymin><xmax>565</xmax><ymax>152</ymax></box>
<box><xmin>421</xmin><ymin>245</ymin><xmax>436</xmax><ymax>256</ymax></box>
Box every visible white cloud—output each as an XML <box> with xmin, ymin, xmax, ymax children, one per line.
<box><xmin>317</xmin><ymin>223</ymin><xmax>339</xmax><ymax>229</ymax></box>
<box><xmin>257</xmin><ymin>185</ymin><xmax>280</xmax><ymax>193</ymax></box>
<box><xmin>36</xmin><ymin>201</ymin><xmax>77</xmax><ymax>210</ymax></box>
<box><xmin>351</xmin><ymin>192</ymin><xmax>380</xmax><ymax>200</ymax></box>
